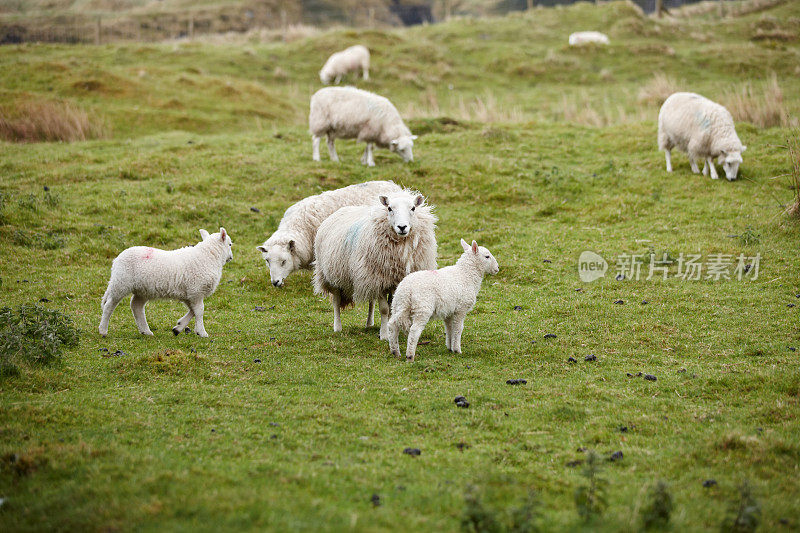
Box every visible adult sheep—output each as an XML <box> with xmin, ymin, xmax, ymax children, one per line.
<box><xmin>568</xmin><ymin>31</ymin><xmax>610</xmax><ymax>46</ymax></box>
<box><xmin>309</xmin><ymin>86</ymin><xmax>417</xmax><ymax>166</ymax></box>
<box><xmin>320</xmin><ymin>45</ymin><xmax>370</xmax><ymax>84</ymax></box>
<box><xmin>658</xmin><ymin>92</ymin><xmax>746</xmax><ymax>181</ymax></box>
<box><xmin>313</xmin><ymin>190</ymin><xmax>437</xmax><ymax>338</ymax></box>
<box><xmin>257</xmin><ymin>180</ymin><xmax>401</xmax><ymax>288</ymax></box>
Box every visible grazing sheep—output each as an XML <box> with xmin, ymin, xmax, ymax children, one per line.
<box><xmin>320</xmin><ymin>45</ymin><xmax>370</xmax><ymax>84</ymax></box>
<box><xmin>257</xmin><ymin>180</ymin><xmax>402</xmax><ymax>288</ymax></box>
<box><xmin>99</xmin><ymin>228</ymin><xmax>233</xmax><ymax>338</ymax></box>
<box><xmin>309</xmin><ymin>86</ymin><xmax>417</xmax><ymax>166</ymax></box>
<box><xmin>388</xmin><ymin>239</ymin><xmax>499</xmax><ymax>362</ymax></box>
<box><xmin>313</xmin><ymin>191</ymin><xmax>437</xmax><ymax>338</ymax></box>
<box><xmin>568</xmin><ymin>31</ymin><xmax>610</xmax><ymax>45</ymax></box>
<box><xmin>658</xmin><ymin>92</ymin><xmax>746</xmax><ymax>180</ymax></box>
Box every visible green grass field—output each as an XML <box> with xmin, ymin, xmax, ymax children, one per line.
<box><xmin>1</xmin><ymin>1</ymin><xmax>800</xmax><ymax>531</ymax></box>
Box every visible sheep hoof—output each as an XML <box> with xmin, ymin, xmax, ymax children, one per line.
<box><xmin>141</xmin><ymin>331</ymin><xmax>154</xmax><ymax>336</ymax></box>
<box><xmin>406</xmin><ymin>356</ymin><xmax>415</xmax><ymax>362</ymax></box>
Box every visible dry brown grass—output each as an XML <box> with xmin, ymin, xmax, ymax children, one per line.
<box><xmin>785</xmin><ymin>131</ymin><xmax>800</xmax><ymax>218</ymax></box>
<box><xmin>402</xmin><ymin>90</ymin><xmax>524</xmax><ymax>124</ymax></box>
<box><xmin>0</xmin><ymin>100</ymin><xmax>108</xmax><ymax>143</ymax></box>
<box><xmin>722</xmin><ymin>74</ymin><xmax>793</xmax><ymax>128</ymax></box>
<box><xmin>637</xmin><ymin>72</ymin><xmax>681</xmax><ymax>107</ymax></box>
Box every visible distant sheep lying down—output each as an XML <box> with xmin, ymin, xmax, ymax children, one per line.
<box><xmin>309</xmin><ymin>86</ymin><xmax>417</xmax><ymax>166</ymax></box>
<box><xmin>388</xmin><ymin>239</ymin><xmax>499</xmax><ymax>362</ymax></box>
<box><xmin>568</xmin><ymin>31</ymin><xmax>610</xmax><ymax>45</ymax></box>
<box><xmin>313</xmin><ymin>190</ymin><xmax>437</xmax><ymax>339</ymax></box>
<box><xmin>99</xmin><ymin>228</ymin><xmax>233</xmax><ymax>338</ymax></box>
<box><xmin>256</xmin><ymin>180</ymin><xmax>402</xmax><ymax>288</ymax></box>
<box><xmin>658</xmin><ymin>92</ymin><xmax>746</xmax><ymax>181</ymax></box>
<box><xmin>320</xmin><ymin>45</ymin><xmax>370</xmax><ymax>84</ymax></box>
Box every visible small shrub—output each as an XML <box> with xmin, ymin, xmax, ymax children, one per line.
<box><xmin>12</xmin><ymin>229</ymin><xmax>66</xmax><ymax>250</ymax></box>
<box><xmin>0</xmin><ymin>100</ymin><xmax>108</xmax><ymax>143</ymax></box>
<box><xmin>721</xmin><ymin>480</ymin><xmax>760</xmax><ymax>533</ymax></box>
<box><xmin>461</xmin><ymin>487</ymin><xmax>503</xmax><ymax>533</ymax></box>
<box><xmin>641</xmin><ymin>480</ymin><xmax>673</xmax><ymax>530</ymax></box>
<box><xmin>638</xmin><ymin>72</ymin><xmax>681</xmax><ymax>107</ymax></box>
<box><xmin>509</xmin><ymin>490</ymin><xmax>541</xmax><ymax>533</ymax></box>
<box><xmin>0</xmin><ymin>304</ymin><xmax>80</xmax><ymax>376</ymax></box>
<box><xmin>739</xmin><ymin>226</ymin><xmax>761</xmax><ymax>246</ymax></box>
<box><xmin>574</xmin><ymin>450</ymin><xmax>608</xmax><ymax>522</ymax></box>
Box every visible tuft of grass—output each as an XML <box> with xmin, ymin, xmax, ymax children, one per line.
<box><xmin>721</xmin><ymin>480</ymin><xmax>761</xmax><ymax>533</ymax></box>
<box><xmin>574</xmin><ymin>451</ymin><xmax>608</xmax><ymax>522</ymax></box>
<box><xmin>638</xmin><ymin>72</ymin><xmax>681</xmax><ymax>107</ymax></box>
<box><xmin>723</xmin><ymin>74</ymin><xmax>792</xmax><ymax>128</ymax></box>
<box><xmin>641</xmin><ymin>480</ymin><xmax>673</xmax><ymax>530</ymax></box>
<box><xmin>0</xmin><ymin>304</ymin><xmax>80</xmax><ymax>377</ymax></box>
<box><xmin>784</xmin><ymin>131</ymin><xmax>800</xmax><ymax>218</ymax></box>
<box><xmin>460</xmin><ymin>487</ymin><xmax>542</xmax><ymax>533</ymax></box>
<box><xmin>461</xmin><ymin>487</ymin><xmax>503</xmax><ymax>533</ymax></box>
<box><xmin>0</xmin><ymin>100</ymin><xmax>108</xmax><ymax>143</ymax></box>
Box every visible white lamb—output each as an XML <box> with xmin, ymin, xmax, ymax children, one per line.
<box><xmin>319</xmin><ymin>45</ymin><xmax>370</xmax><ymax>85</ymax></box>
<box><xmin>568</xmin><ymin>31</ymin><xmax>610</xmax><ymax>46</ymax></box>
<box><xmin>387</xmin><ymin>239</ymin><xmax>499</xmax><ymax>362</ymax></box>
<box><xmin>658</xmin><ymin>92</ymin><xmax>746</xmax><ymax>181</ymax></box>
<box><xmin>309</xmin><ymin>86</ymin><xmax>417</xmax><ymax>166</ymax></box>
<box><xmin>256</xmin><ymin>180</ymin><xmax>401</xmax><ymax>288</ymax></box>
<box><xmin>313</xmin><ymin>191</ymin><xmax>437</xmax><ymax>338</ymax></box>
<box><xmin>98</xmin><ymin>228</ymin><xmax>233</xmax><ymax>338</ymax></box>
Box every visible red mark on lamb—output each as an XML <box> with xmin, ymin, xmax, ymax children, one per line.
<box><xmin>142</xmin><ymin>248</ymin><xmax>154</xmax><ymax>260</ymax></box>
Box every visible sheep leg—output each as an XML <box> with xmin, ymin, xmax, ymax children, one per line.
<box><xmin>190</xmin><ymin>299</ymin><xmax>208</xmax><ymax>338</ymax></box>
<box><xmin>363</xmin><ymin>66</ymin><xmax>369</xmax><ymax>80</ymax></box>
<box><xmin>378</xmin><ymin>296</ymin><xmax>391</xmax><ymax>340</ymax></box>
<box><xmin>444</xmin><ymin>316</ymin><xmax>455</xmax><ymax>352</ymax></box>
<box><xmin>689</xmin><ymin>155</ymin><xmax>700</xmax><ymax>174</ymax></box>
<box><xmin>334</xmin><ymin>74</ymin><xmax>342</xmax><ymax>84</ymax></box>
<box><xmin>366</xmin><ymin>143</ymin><xmax>375</xmax><ymax>166</ymax></box>
<box><xmin>451</xmin><ymin>313</ymin><xmax>467</xmax><ymax>354</ymax></box>
<box><xmin>312</xmin><ymin>136</ymin><xmax>321</xmax><ymax>161</ymax></box>
<box><xmin>130</xmin><ymin>295</ymin><xmax>153</xmax><ymax>336</ymax></box>
<box><xmin>326</xmin><ymin>134</ymin><xmax>339</xmax><ymax>162</ymax></box>
<box><xmin>366</xmin><ymin>300</ymin><xmax>375</xmax><ymax>327</ymax></box>
<box><xmin>405</xmin><ymin>321</ymin><xmax>427</xmax><ymax>362</ymax></box>
<box><xmin>99</xmin><ymin>291</ymin><xmax>124</xmax><ymax>336</ymax></box>
<box><xmin>664</xmin><ymin>150</ymin><xmax>672</xmax><ymax>173</ymax></box>
<box><xmin>387</xmin><ymin>316</ymin><xmax>402</xmax><ymax>358</ymax></box>
<box><xmin>331</xmin><ymin>291</ymin><xmax>342</xmax><ymax>332</ymax></box>
<box><xmin>702</xmin><ymin>159</ymin><xmax>709</xmax><ymax>176</ymax></box>
<box><xmin>706</xmin><ymin>157</ymin><xmax>718</xmax><ymax>179</ymax></box>
<box><xmin>173</xmin><ymin>302</ymin><xmax>194</xmax><ymax>335</ymax></box>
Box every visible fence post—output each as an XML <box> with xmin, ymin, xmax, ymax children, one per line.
<box><xmin>281</xmin><ymin>9</ymin><xmax>287</xmax><ymax>41</ymax></box>
<box><xmin>188</xmin><ymin>15</ymin><xmax>194</xmax><ymax>38</ymax></box>
<box><xmin>444</xmin><ymin>0</ymin><xmax>452</xmax><ymax>21</ymax></box>
<box><xmin>368</xmin><ymin>7</ymin><xmax>375</xmax><ymax>28</ymax></box>
<box><xmin>95</xmin><ymin>16</ymin><xmax>101</xmax><ymax>45</ymax></box>
<box><xmin>527</xmin><ymin>0</ymin><xmax>533</xmax><ymax>10</ymax></box>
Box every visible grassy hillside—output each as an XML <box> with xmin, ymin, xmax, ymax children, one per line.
<box><xmin>1</xmin><ymin>1</ymin><xmax>800</xmax><ymax>531</ymax></box>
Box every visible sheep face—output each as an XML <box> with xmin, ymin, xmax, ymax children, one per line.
<box><xmin>380</xmin><ymin>194</ymin><xmax>424</xmax><ymax>237</ymax></box>
<box><xmin>390</xmin><ymin>135</ymin><xmax>417</xmax><ymax>162</ymax></box>
<box><xmin>461</xmin><ymin>239</ymin><xmax>499</xmax><ymax>276</ymax></box>
<box><xmin>219</xmin><ymin>227</ymin><xmax>233</xmax><ymax>263</ymax></box>
<box><xmin>256</xmin><ymin>241</ymin><xmax>297</xmax><ymax>288</ymax></box>
<box><xmin>719</xmin><ymin>149</ymin><xmax>744</xmax><ymax>181</ymax></box>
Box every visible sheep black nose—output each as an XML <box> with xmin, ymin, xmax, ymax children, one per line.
<box><xmin>272</xmin><ymin>280</ymin><xmax>283</xmax><ymax>287</ymax></box>
<box><xmin>397</xmin><ymin>225</ymin><xmax>407</xmax><ymax>233</ymax></box>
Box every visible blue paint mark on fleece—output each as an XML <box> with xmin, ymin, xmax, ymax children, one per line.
<box><xmin>694</xmin><ymin>111</ymin><xmax>711</xmax><ymax>130</ymax></box>
<box><xmin>345</xmin><ymin>220</ymin><xmax>364</xmax><ymax>250</ymax></box>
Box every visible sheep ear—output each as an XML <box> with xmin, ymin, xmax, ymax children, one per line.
<box><xmin>288</xmin><ymin>240</ymin><xmax>295</xmax><ymax>252</ymax></box>
<box><xmin>460</xmin><ymin>238</ymin><xmax>470</xmax><ymax>252</ymax></box>
<box><xmin>471</xmin><ymin>240</ymin><xmax>479</xmax><ymax>254</ymax></box>
<box><xmin>414</xmin><ymin>195</ymin><xmax>424</xmax><ymax>207</ymax></box>
<box><xmin>390</xmin><ymin>139</ymin><xmax>398</xmax><ymax>147</ymax></box>
<box><xmin>741</xmin><ymin>145</ymin><xmax>747</xmax><ymax>152</ymax></box>
<box><xmin>410</xmin><ymin>135</ymin><xmax>418</xmax><ymax>140</ymax></box>
<box><xmin>199</xmin><ymin>229</ymin><xmax>209</xmax><ymax>240</ymax></box>
<box><xmin>256</xmin><ymin>245</ymin><xmax>267</xmax><ymax>253</ymax></box>
<box><xmin>219</xmin><ymin>227</ymin><xmax>227</xmax><ymax>241</ymax></box>
<box><xmin>380</xmin><ymin>195</ymin><xmax>389</xmax><ymax>207</ymax></box>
